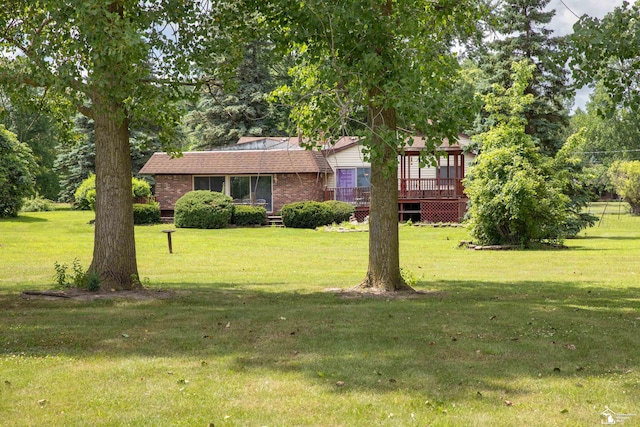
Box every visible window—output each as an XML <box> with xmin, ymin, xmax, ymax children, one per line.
<box><xmin>337</xmin><ymin>168</ymin><xmax>370</xmax><ymax>188</ymax></box>
<box><xmin>438</xmin><ymin>166</ymin><xmax>456</xmax><ymax>179</ymax></box>
<box><xmin>357</xmin><ymin>168</ymin><xmax>371</xmax><ymax>188</ymax></box>
<box><xmin>335</xmin><ymin>168</ymin><xmax>370</xmax><ymax>204</ymax></box>
<box><xmin>194</xmin><ymin>176</ymin><xmax>225</xmax><ymax>192</ymax></box>
<box><xmin>230</xmin><ymin>176</ymin><xmax>273</xmax><ymax>212</ymax></box>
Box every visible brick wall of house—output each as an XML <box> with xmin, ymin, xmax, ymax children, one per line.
<box><xmin>272</xmin><ymin>173</ymin><xmax>326</xmax><ymax>212</ymax></box>
<box><xmin>154</xmin><ymin>174</ymin><xmax>192</xmax><ymax>213</ymax></box>
<box><xmin>153</xmin><ymin>173</ymin><xmax>327</xmax><ymax>215</ymax></box>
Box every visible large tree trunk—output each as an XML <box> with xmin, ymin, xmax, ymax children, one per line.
<box><xmin>89</xmin><ymin>98</ymin><xmax>140</xmax><ymax>290</ymax></box>
<box><xmin>358</xmin><ymin>104</ymin><xmax>413</xmax><ymax>292</ymax></box>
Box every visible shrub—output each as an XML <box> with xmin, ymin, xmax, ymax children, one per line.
<box><xmin>21</xmin><ymin>194</ymin><xmax>55</xmax><ymax>212</ymax></box>
<box><xmin>174</xmin><ymin>190</ymin><xmax>234</xmax><ymax>229</ymax></box>
<box><xmin>323</xmin><ymin>200</ymin><xmax>355</xmax><ymax>223</ymax></box>
<box><xmin>73</xmin><ymin>174</ymin><xmax>96</xmax><ymax>210</ymax></box>
<box><xmin>281</xmin><ymin>201</ymin><xmax>333</xmax><ymax>229</ymax></box>
<box><xmin>232</xmin><ymin>204</ymin><xmax>267</xmax><ymax>226</ymax></box>
<box><xmin>132</xmin><ymin>177</ymin><xmax>152</xmax><ymax>202</ymax></box>
<box><xmin>74</xmin><ymin>175</ymin><xmax>154</xmax><ymax>210</ymax></box>
<box><xmin>53</xmin><ymin>258</ymin><xmax>100</xmax><ymax>291</ymax></box>
<box><xmin>133</xmin><ymin>202</ymin><xmax>161</xmax><ymax>225</ymax></box>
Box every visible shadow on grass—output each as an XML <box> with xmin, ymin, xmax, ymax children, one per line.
<box><xmin>0</xmin><ymin>215</ymin><xmax>49</xmax><ymax>223</ymax></box>
<box><xmin>1</xmin><ymin>280</ymin><xmax>639</xmax><ymax>400</ymax></box>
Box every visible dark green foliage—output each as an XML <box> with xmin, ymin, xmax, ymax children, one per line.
<box><xmin>0</xmin><ymin>88</ymin><xmax>75</xmax><ymax>200</ymax></box>
<box><xmin>182</xmin><ymin>40</ymin><xmax>290</xmax><ymax>149</ymax></box>
<box><xmin>0</xmin><ymin>125</ymin><xmax>37</xmax><ymax>217</ymax></box>
<box><xmin>21</xmin><ymin>194</ymin><xmax>55</xmax><ymax>212</ymax></box>
<box><xmin>470</xmin><ymin>0</ymin><xmax>570</xmax><ymax>156</ymax></box>
<box><xmin>281</xmin><ymin>201</ymin><xmax>333</xmax><ymax>229</ymax></box>
<box><xmin>54</xmin><ymin>116</ymin><xmax>96</xmax><ymax>203</ymax></box>
<box><xmin>323</xmin><ymin>200</ymin><xmax>355</xmax><ymax>224</ymax></box>
<box><xmin>174</xmin><ymin>191</ymin><xmax>234</xmax><ymax>229</ymax></box>
<box><xmin>232</xmin><ymin>204</ymin><xmax>267</xmax><ymax>226</ymax></box>
<box><xmin>133</xmin><ymin>202</ymin><xmax>161</xmax><ymax>225</ymax></box>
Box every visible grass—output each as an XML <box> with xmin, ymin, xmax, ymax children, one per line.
<box><xmin>1</xmin><ymin>203</ymin><xmax>640</xmax><ymax>426</ymax></box>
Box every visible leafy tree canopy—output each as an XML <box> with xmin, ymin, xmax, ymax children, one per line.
<box><xmin>609</xmin><ymin>160</ymin><xmax>640</xmax><ymax>215</ymax></box>
<box><xmin>252</xmin><ymin>0</ymin><xmax>488</xmax><ymax>291</ymax></box>
<box><xmin>0</xmin><ymin>87</ymin><xmax>75</xmax><ymax>199</ymax></box>
<box><xmin>0</xmin><ymin>0</ymin><xmax>248</xmax><ymax>290</ymax></box>
<box><xmin>0</xmin><ymin>124</ymin><xmax>37</xmax><ymax>217</ymax></box>
<box><xmin>570</xmin><ymin>0</ymin><xmax>640</xmax><ymax>114</ymax></box>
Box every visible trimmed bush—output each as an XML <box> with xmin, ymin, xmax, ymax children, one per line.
<box><xmin>232</xmin><ymin>204</ymin><xmax>267</xmax><ymax>226</ymax></box>
<box><xmin>133</xmin><ymin>202</ymin><xmax>161</xmax><ymax>225</ymax></box>
<box><xmin>73</xmin><ymin>174</ymin><xmax>96</xmax><ymax>210</ymax></box>
<box><xmin>174</xmin><ymin>190</ymin><xmax>234</xmax><ymax>229</ymax></box>
<box><xmin>323</xmin><ymin>200</ymin><xmax>355</xmax><ymax>223</ymax></box>
<box><xmin>281</xmin><ymin>201</ymin><xmax>333</xmax><ymax>229</ymax></box>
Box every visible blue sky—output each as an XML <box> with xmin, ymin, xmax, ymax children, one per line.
<box><xmin>546</xmin><ymin>0</ymin><xmax>626</xmax><ymax>110</ymax></box>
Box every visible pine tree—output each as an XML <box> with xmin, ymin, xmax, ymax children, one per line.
<box><xmin>471</xmin><ymin>0</ymin><xmax>571</xmax><ymax>156</ymax></box>
<box><xmin>182</xmin><ymin>40</ymin><xmax>290</xmax><ymax>149</ymax></box>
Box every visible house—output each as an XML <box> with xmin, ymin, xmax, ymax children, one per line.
<box><xmin>139</xmin><ymin>135</ymin><xmax>475</xmax><ymax>222</ymax></box>
<box><xmin>322</xmin><ymin>134</ymin><xmax>474</xmax><ymax>222</ymax></box>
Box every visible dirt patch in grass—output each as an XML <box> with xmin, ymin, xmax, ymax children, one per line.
<box><xmin>21</xmin><ymin>288</ymin><xmax>175</xmax><ymax>301</ymax></box>
<box><xmin>325</xmin><ymin>287</ymin><xmax>447</xmax><ymax>299</ymax></box>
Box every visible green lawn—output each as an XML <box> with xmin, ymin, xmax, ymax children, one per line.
<box><xmin>1</xmin><ymin>205</ymin><xmax>639</xmax><ymax>426</ymax></box>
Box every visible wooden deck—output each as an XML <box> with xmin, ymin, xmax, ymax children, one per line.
<box><xmin>325</xmin><ymin>178</ymin><xmax>467</xmax><ymax>223</ymax></box>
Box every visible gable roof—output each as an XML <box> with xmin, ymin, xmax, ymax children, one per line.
<box><xmin>139</xmin><ymin>149</ymin><xmax>332</xmax><ymax>175</ymax></box>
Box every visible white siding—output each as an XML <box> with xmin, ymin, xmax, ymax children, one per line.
<box><xmin>324</xmin><ymin>138</ymin><xmax>476</xmax><ymax>186</ymax></box>
<box><xmin>325</xmin><ymin>145</ymin><xmax>371</xmax><ymax>187</ymax></box>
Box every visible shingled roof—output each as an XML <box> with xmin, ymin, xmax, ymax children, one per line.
<box><xmin>139</xmin><ymin>149</ymin><xmax>333</xmax><ymax>175</ymax></box>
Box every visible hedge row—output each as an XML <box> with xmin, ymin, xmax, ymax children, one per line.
<box><xmin>133</xmin><ymin>202</ymin><xmax>161</xmax><ymax>225</ymax></box>
<box><xmin>173</xmin><ymin>192</ymin><xmax>355</xmax><ymax>229</ymax></box>
<box><xmin>174</xmin><ymin>191</ymin><xmax>267</xmax><ymax>228</ymax></box>
<box><xmin>281</xmin><ymin>200</ymin><xmax>354</xmax><ymax>229</ymax></box>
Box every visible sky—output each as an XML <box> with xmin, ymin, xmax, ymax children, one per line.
<box><xmin>546</xmin><ymin>0</ymin><xmax>626</xmax><ymax>110</ymax></box>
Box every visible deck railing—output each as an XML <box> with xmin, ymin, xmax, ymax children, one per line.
<box><xmin>325</xmin><ymin>178</ymin><xmax>464</xmax><ymax>205</ymax></box>
<box><xmin>400</xmin><ymin>178</ymin><xmax>463</xmax><ymax>199</ymax></box>
<box><xmin>324</xmin><ymin>187</ymin><xmax>370</xmax><ymax>206</ymax></box>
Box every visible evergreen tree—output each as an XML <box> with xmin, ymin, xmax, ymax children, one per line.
<box><xmin>471</xmin><ymin>0</ymin><xmax>571</xmax><ymax>156</ymax></box>
<box><xmin>182</xmin><ymin>40</ymin><xmax>290</xmax><ymax>149</ymax></box>
<box><xmin>465</xmin><ymin>61</ymin><xmax>570</xmax><ymax>246</ymax></box>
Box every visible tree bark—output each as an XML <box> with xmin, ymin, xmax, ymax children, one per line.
<box><xmin>358</xmin><ymin>103</ymin><xmax>413</xmax><ymax>292</ymax></box>
<box><xmin>89</xmin><ymin>97</ymin><xmax>140</xmax><ymax>290</ymax></box>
